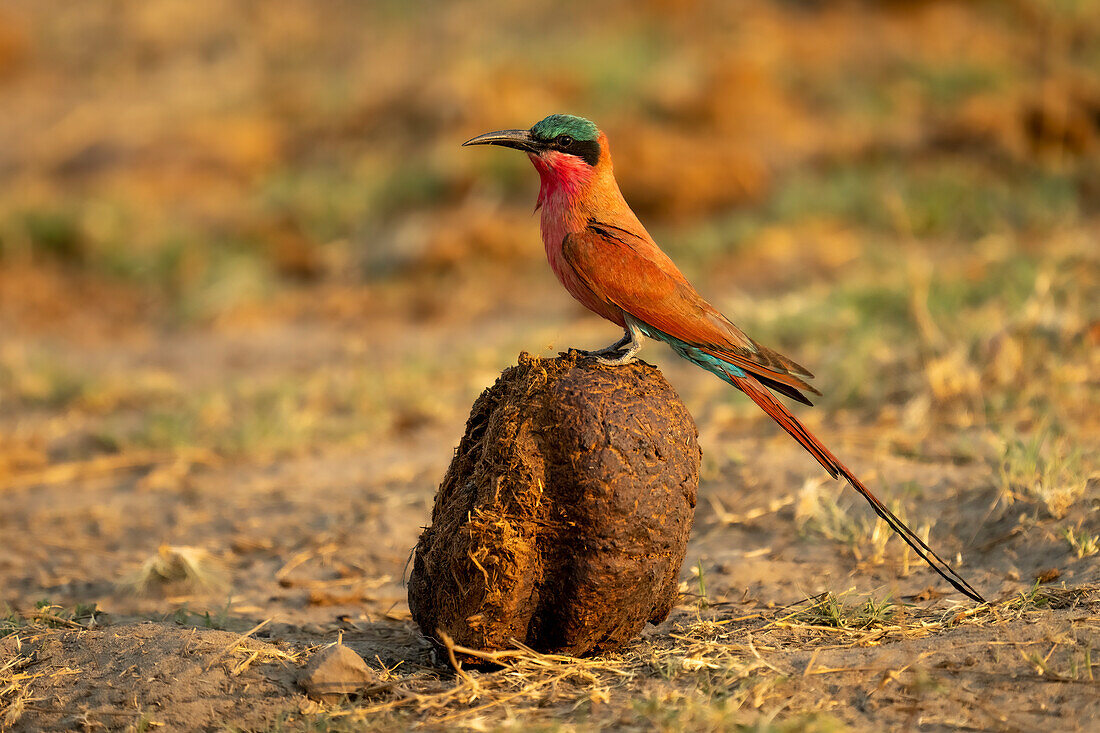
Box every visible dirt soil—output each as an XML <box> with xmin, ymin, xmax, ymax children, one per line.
<box><xmin>1</xmin><ymin>310</ymin><xmax>1097</xmax><ymax>732</ymax></box>
<box><xmin>1</xmin><ymin>0</ymin><xmax>1098</xmax><ymax>730</ymax></box>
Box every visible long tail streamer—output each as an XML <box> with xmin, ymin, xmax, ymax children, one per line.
<box><xmin>725</xmin><ymin>369</ymin><xmax>985</xmax><ymax>603</ymax></box>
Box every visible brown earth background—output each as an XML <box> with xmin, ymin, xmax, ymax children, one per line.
<box><xmin>0</xmin><ymin>0</ymin><xmax>1098</xmax><ymax>730</ymax></box>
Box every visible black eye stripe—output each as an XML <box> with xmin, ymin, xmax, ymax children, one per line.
<box><xmin>551</xmin><ymin>136</ymin><xmax>600</xmax><ymax>165</ymax></box>
<box><xmin>527</xmin><ymin>128</ymin><xmax>601</xmax><ymax>166</ymax></box>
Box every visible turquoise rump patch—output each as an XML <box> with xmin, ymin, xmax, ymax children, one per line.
<box><xmin>635</xmin><ymin>322</ymin><xmax>746</xmax><ymax>382</ymax></box>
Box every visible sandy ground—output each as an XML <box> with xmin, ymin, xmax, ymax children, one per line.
<box><xmin>0</xmin><ymin>3</ymin><xmax>1097</xmax><ymax>727</ymax></box>
<box><xmin>2</xmin><ymin>312</ymin><xmax>1097</xmax><ymax>731</ymax></box>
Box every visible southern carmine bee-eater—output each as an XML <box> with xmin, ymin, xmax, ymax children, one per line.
<box><xmin>464</xmin><ymin>114</ymin><xmax>984</xmax><ymax>603</ymax></box>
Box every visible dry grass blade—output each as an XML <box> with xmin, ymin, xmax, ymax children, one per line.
<box><xmin>123</xmin><ymin>545</ymin><xmax>227</xmax><ymax>595</ymax></box>
<box><xmin>0</xmin><ymin>450</ymin><xmax>218</xmax><ymax>492</ymax></box>
<box><xmin>0</xmin><ymin>654</ymin><xmax>37</xmax><ymax>729</ymax></box>
<box><xmin>294</xmin><ymin>586</ymin><xmax>1100</xmax><ymax>727</ymax></box>
<box><xmin>202</xmin><ymin>619</ymin><xmax>272</xmax><ymax>672</ymax></box>
<box><xmin>438</xmin><ymin>630</ymin><xmax>481</xmax><ymax>696</ymax></box>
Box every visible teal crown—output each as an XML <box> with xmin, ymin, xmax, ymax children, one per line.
<box><xmin>530</xmin><ymin>114</ymin><xmax>599</xmax><ymax>142</ymax></box>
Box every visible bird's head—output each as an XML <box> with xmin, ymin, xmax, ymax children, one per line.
<box><xmin>463</xmin><ymin>114</ymin><xmax>607</xmax><ymax>197</ymax></box>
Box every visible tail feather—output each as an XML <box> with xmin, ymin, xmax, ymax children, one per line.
<box><xmin>725</xmin><ymin>369</ymin><xmax>985</xmax><ymax>604</ymax></box>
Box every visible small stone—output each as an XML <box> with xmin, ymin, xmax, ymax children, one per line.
<box><xmin>1036</xmin><ymin>568</ymin><xmax>1061</xmax><ymax>584</ymax></box>
<box><xmin>298</xmin><ymin>643</ymin><xmax>376</xmax><ymax>702</ymax></box>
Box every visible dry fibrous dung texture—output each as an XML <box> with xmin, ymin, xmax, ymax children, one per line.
<box><xmin>409</xmin><ymin>352</ymin><xmax>700</xmax><ymax>656</ymax></box>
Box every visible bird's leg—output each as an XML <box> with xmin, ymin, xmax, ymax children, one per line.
<box><xmin>592</xmin><ymin>318</ymin><xmax>644</xmax><ymax>366</ymax></box>
<box><xmin>577</xmin><ymin>331</ymin><xmax>632</xmax><ymax>358</ymax></box>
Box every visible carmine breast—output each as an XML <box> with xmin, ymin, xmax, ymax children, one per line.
<box><xmin>532</xmin><ymin>151</ymin><xmax>626</xmax><ymax>328</ymax></box>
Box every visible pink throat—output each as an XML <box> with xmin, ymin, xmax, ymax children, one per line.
<box><xmin>530</xmin><ymin>151</ymin><xmax>592</xmax><ymax>211</ymax></box>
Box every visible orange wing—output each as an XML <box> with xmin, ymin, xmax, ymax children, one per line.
<box><xmin>562</xmin><ymin>221</ymin><xmax>820</xmax><ymax>399</ymax></box>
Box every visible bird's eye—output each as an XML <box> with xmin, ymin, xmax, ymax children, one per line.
<box><xmin>556</xmin><ymin>134</ymin><xmax>574</xmax><ymax>147</ymax></box>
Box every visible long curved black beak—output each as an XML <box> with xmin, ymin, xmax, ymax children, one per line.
<box><xmin>462</xmin><ymin>129</ymin><xmax>539</xmax><ymax>153</ymax></box>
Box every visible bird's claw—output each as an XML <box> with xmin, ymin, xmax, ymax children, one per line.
<box><xmin>593</xmin><ymin>353</ymin><xmax>638</xmax><ymax>366</ymax></box>
<box><xmin>573</xmin><ymin>345</ymin><xmax>636</xmax><ymax>365</ymax></box>
<box><xmin>576</xmin><ymin>346</ymin><xmax>626</xmax><ymax>358</ymax></box>
<box><xmin>575</xmin><ymin>323</ymin><xmax>643</xmax><ymax>366</ymax></box>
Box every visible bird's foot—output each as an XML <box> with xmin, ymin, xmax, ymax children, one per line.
<box><xmin>590</xmin><ymin>342</ymin><xmax>642</xmax><ymax>366</ymax></box>
<box><xmin>576</xmin><ymin>345</ymin><xmax>626</xmax><ymax>358</ymax></box>
<box><xmin>593</xmin><ymin>352</ymin><xmax>639</xmax><ymax>366</ymax></box>
<box><xmin>573</xmin><ymin>346</ymin><xmax>635</xmax><ymax>364</ymax></box>
<box><xmin>575</xmin><ymin>321</ymin><xmax>644</xmax><ymax>366</ymax></box>
<box><xmin>575</xmin><ymin>333</ymin><xmax>632</xmax><ymax>359</ymax></box>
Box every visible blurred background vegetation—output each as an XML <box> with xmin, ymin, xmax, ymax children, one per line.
<box><xmin>0</xmin><ymin>0</ymin><xmax>1096</xmax><ymax>490</ymax></box>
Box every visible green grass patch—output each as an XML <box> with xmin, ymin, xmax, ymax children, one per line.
<box><xmin>675</xmin><ymin>157</ymin><xmax>1083</xmax><ymax>257</ymax></box>
<box><xmin>792</xmin><ymin>593</ymin><xmax>896</xmax><ymax>630</ymax></box>
<box><xmin>0</xmin><ymin>201</ymin><xmax>278</xmax><ymax>322</ymax></box>
<box><xmin>768</xmin><ymin>160</ymin><xmax>1079</xmax><ymax>238</ymax></box>
<box><xmin>999</xmin><ymin>427</ymin><xmax>1089</xmax><ymax>519</ymax></box>
<box><xmin>1</xmin><ymin>601</ymin><xmax>102</xmax><ymax>637</ymax></box>
<box><xmin>903</xmin><ymin>61</ymin><xmax>1006</xmax><ymax>106</ymax></box>
<box><xmin>0</xmin><ymin>348</ymin><xmax>96</xmax><ymax>411</ymax></box>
